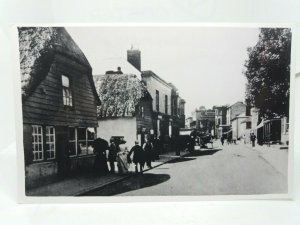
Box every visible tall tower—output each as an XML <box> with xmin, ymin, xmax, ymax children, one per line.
<box><xmin>127</xmin><ymin>46</ymin><xmax>141</xmax><ymax>71</ymax></box>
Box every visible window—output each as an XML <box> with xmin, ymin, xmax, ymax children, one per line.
<box><xmin>87</xmin><ymin>128</ymin><xmax>96</xmax><ymax>154</ymax></box>
<box><xmin>246</xmin><ymin>122</ymin><xmax>251</xmax><ymax>129</ymax></box>
<box><xmin>32</xmin><ymin>125</ymin><xmax>43</xmax><ymax>161</ymax></box>
<box><xmin>62</xmin><ymin>75</ymin><xmax>73</xmax><ymax>107</ymax></box>
<box><xmin>45</xmin><ymin>126</ymin><xmax>55</xmax><ymax>159</ymax></box>
<box><xmin>156</xmin><ymin>90</ymin><xmax>159</xmax><ymax>112</ymax></box>
<box><xmin>165</xmin><ymin>95</ymin><xmax>168</xmax><ymax>114</ymax></box>
<box><xmin>140</xmin><ymin>106</ymin><xmax>144</xmax><ymax>118</ymax></box>
<box><xmin>77</xmin><ymin>127</ymin><xmax>96</xmax><ymax>155</ymax></box>
<box><xmin>78</xmin><ymin>128</ymin><xmax>87</xmax><ymax>155</ymax></box>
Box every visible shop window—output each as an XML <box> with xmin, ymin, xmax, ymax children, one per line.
<box><xmin>32</xmin><ymin>125</ymin><xmax>44</xmax><ymax>161</ymax></box>
<box><xmin>78</xmin><ymin>127</ymin><xmax>96</xmax><ymax>155</ymax></box>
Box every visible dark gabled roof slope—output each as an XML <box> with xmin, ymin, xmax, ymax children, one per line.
<box><xmin>18</xmin><ymin>27</ymin><xmax>100</xmax><ymax>105</ymax></box>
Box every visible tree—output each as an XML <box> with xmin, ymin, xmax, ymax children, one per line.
<box><xmin>244</xmin><ymin>28</ymin><xmax>291</xmax><ymax>119</ymax></box>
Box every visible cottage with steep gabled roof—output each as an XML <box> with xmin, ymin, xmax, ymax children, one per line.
<box><xmin>18</xmin><ymin>27</ymin><xmax>101</xmax><ymax>190</ymax></box>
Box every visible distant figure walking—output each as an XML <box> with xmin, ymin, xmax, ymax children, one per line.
<box><xmin>108</xmin><ymin>139</ymin><xmax>120</xmax><ymax>173</ymax></box>
<box><xmin>143</xmin><ymin>138</ymin><xmax>154</xmax><ymax>168</ymax></box>
<box><xmin>250</xmin><ymin>133</ymin><xmax>256</xmax><ymax>147</ymax></box>
<box><xmin>220</xmin><ymin>136</ymin><xmax>225</xmax><ymax>146</ymax></box>
<box><xmin>128</xmin><ymin>141</ymin><xmax>146</xmax><ymax>173</ymax></box>
<box><xmin>243</xmin><ymin>134</ymin><xmax>247</xmax><ymax>144</ymax></box>
<box><xmin>93</xmin><ymin>138</ymin><xmax>109</xmax><ymax>176</ymax></box>
<box><xmin>152</xmin><ymin>136</ymin><xmax>160</xmax><ymax>160</ymax></box>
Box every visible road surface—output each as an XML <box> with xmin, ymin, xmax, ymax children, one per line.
<box><xmin>86</xmin><ymin>142</ymin><xmax>288</xmax><ymax>196</ymax></box>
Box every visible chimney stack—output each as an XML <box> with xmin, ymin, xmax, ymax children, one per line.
<box><xmin>127</xmin><ymin>47</ymin><xmax>141</xmax><ymax>71</ymax></box>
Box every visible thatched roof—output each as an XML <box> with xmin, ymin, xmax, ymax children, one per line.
<box><xmin>18</xmin><ymin>27</ymin><xmax>100</xmax><ymax>104</ymax></box>
<box><xmin>93</xmin><ymin>74</ymin><xmax>152</xmax><ymax>118</ymax></box>
<box><xmin>99</xmin><ymin>57</ymin><xmax>142</xmax><ymax>76</ymax></box>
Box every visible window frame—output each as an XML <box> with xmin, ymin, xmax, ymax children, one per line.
<box><xmin>165</xmin><ymin>95</ymin><xmax>168</xmax><ymax>114</ymax></box>
<box><xmin>45</xmin><ymin>126</ymin><xmax>56</xmax><ymax>160</ymax></box>
<box><xmin>69</xmin><ymin>127</ymin><xmax>96</xmax><ymax>157</ymax></box>
<box><xmin>32</xmin><ymin>125</ymin><xmax>44</xmax><ymax>162</ymax></box>
<box><xmin>62</xmin><ymin>74</ymin><xmax>73</xmax><ymax>108</ymax></box>
<box><xmin>156</xmin><ymin>90</ymin><xmax>159</xmax><ymax>112</ymax></box>
<box><xmin>139</xmin><ymin>106</ymin><xmax>145</xmax><ymax>118</ymax></box>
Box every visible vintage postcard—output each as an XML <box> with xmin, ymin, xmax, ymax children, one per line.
<box><xmin>13</xmin><ymin>24</ymin><xmax>295</xmax><ymax>202</ymax></box>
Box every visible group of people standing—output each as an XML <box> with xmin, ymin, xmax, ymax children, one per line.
<box><xmin>92</xmin><ymin>137</ymin><xmax>157</xmax><ymax>176</ymax></box>
<box><xmin>219</xmin><ymin>132</ymin><xmax>257</xmax><ymax>147</ymax></box>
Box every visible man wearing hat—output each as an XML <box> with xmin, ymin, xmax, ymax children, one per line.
<box><xmin>128</xmin><ymin>141</ymin><xmax>146</xmax><ymax>173</ymax></box>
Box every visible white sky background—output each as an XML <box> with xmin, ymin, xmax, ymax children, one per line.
<box><xmin>67</xmin><ymin>26</ymin><xmax>260</xmax><ymax>116</ymax></box>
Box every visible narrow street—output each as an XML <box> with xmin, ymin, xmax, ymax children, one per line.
<box><xmin>86</xmin><ymin>142</ymin><xmax>288</xmax><ymax>196</ymax></box>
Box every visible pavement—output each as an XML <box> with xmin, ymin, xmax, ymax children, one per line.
<box><xmin>26</xmin><ymin>150</ymin><xmax>190</xmax><ymax>196</ymax></box>
<box><xmin>250</xmin><ymin>143</ymin><xmax>289</xmax><ymax>177</ymax></box>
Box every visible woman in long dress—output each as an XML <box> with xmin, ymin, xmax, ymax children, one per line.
<box><xmin>116</xmin><ymin>147</ymin><xmax>131</xmax><ymax>174</ymax></box>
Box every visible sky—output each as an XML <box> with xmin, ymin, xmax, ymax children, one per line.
<box><xmin>66</xmin><ymin>26</ymin><xmax>260</xmax><ymax>116</ymax></box>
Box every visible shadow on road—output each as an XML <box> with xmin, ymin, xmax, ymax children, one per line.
<box><xmin>84</xmin><ymin>173</ymin><xmax>171</xmax><ymax>196</ymax></box>
<box><xmin>166</xmin><ymin>157</ymin><xmax>196</xmax><ymax>164</ymax></box>
<box><xmin>185</xmin><ymin>149</ymin><xmax>221</xmax><ymax>157</ymax></box>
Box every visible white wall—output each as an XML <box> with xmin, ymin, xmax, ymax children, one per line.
<box><xmin>232</xmin><ymin>117</ymin><xmax>250</xmax><ymax>140</ymax></box>
<box><xmin>97</xmin><ymin>117</ymin><xmax>137</xmax><ymax>150</ymax></box>
<box><xmin>143</xmin><ymin>75</ymin><xmax>172</xmax><ymax>115</ymax></box>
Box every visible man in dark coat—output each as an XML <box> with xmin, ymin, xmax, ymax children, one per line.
<box><xmin>128</xmin><ymin>141</ymin><xmax>146</xmax><ymax>173</ymax></box>
<box><xmin>108</xmin><ymin>139</ymin><xmax>119</xmax><ymax>173</ymax></box>
<box><xmin>221</xmin><ymin>136</ymin><xmax>225</xmax><ymax>146</ymax></box>
<box><xmin>143</xmin><ymin>139</ymin><xmax>154</xmax><ymax>168</ymax></box>
<box><xmin>93</xmin><ymin>138</ymin><xmax>109</xmax><ymax>176</ymax></box>
<box><xmin>152</xmin><ymin>136</ymin><xmax>160</xmax><ymax>160</ymax></box>
<box><xmin>250</xmin><ymin>133</ymin><xmax>257</xmax><ymax>147</ymax></box>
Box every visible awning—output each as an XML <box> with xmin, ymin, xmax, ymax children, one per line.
<box><xmin>240</xmin><ymin>117</ymin><xmax>251</xmax><ymax>124</ymax></box>
<box><xmin>253</xmin><ymin>120</ymin><xmax>264</xmax><ymax>130</ymax></box>
<box><xmin>223</xmin><ymin>129</ymin><xmax>232</xmax><ymax>134</ymax></box>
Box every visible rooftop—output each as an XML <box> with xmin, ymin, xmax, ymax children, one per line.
<box><xmin>93</xmin><ymin>73</ymin><xmax>151</xmax><ymax>118</ymax></box>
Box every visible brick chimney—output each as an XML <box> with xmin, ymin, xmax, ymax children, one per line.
<box><xmin>127</xmin><ymin>46</ymin><xmax>141</xmax><ymax>71</ymax></box>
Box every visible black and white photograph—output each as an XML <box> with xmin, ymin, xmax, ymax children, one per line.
<box><xmin>16</xmin><ymin>25</ymin><xmax>293</xmax><ymax>198</ymax></box>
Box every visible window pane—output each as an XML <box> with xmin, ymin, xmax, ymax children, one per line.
<box><xmin>87</xmin><ymin>140</ymin><xmax>94</xmax><ymax>154</ymax></box>
<box><xmin>78</xmin><ymin>128</ymin><xmax>86</xmax><ymax>141</ymax></box>
<box><xmin>69</xmin><ymin>97</ymin><xmax>73</xmax><ymax>106</ymax></box>
<box><xmin>69</xmin><ymin>141</ymin><xmax>76</xmax><ymax>156</ymax></box>
<box><xmin>69</xmin><ymin>127</ymin><xmax>76</xmax><ymax>140</ymax></box>
<box><xmin>87</xmin><ymin>128</ymin><xmax>95</xmax><ymax>140</ymax></box>
<box><xmin>78</xmin><ymin>141</ymin><xmax>87</xmax><ymax>155</ymax></box>
<box><xmin>34</xmin><ymin>152</ymin><xmax>38</xmax><ymax>160</ymax></box>
<box><xmin>33</xmin><ymin>126</ymin><xmax>37</xmax><ymax>134</ymax></box>
<box><xmin>62</xmin><ymin>75</ymin><xmax>69</xmax><ymax>87</ymax></box>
